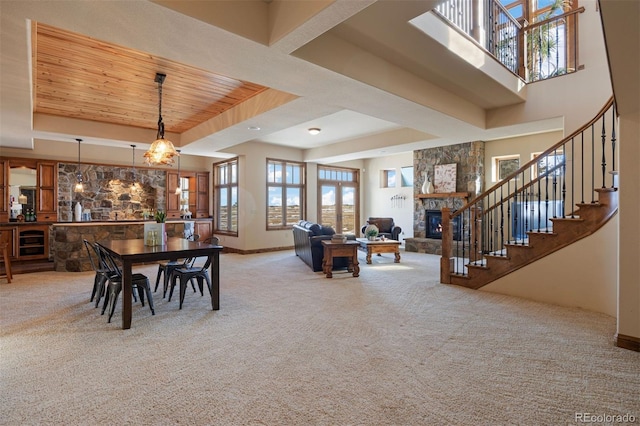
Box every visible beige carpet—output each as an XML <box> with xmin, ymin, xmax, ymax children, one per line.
<box><xmin>1</xmin><ymin>249</ymin><xmax>638</xmax><ymax>425</ymax></box>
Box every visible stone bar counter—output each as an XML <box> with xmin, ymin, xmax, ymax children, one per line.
<box><xmin>52</xmin><ymin>221</ymin><xmax>188</xmax><ymax>272</ymax></box>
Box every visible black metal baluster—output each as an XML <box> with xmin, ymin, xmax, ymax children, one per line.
<box><xmin>499</xmin><ymin>189</ymin><xmax>504</xmax><ymax>256</ymax></box>
<box><xmin>537</xmin><ymin>172</ymin><xmax>542</xmax><ymax>231</ymax></box>
<box><xmin>591</xmin><ymin>124</ymin><xmax>596</xmax><ymax>203</ymax></box>
<box><xmin>545</xmin><ymin>167</ymin><xmax>550</xmax><ymax>232</ymax></box>
<box><xmin>611</xmin><ymin>102</ymin><xmax>617</xmax><ymax>188</ymax></box>
<box><xmin>581</xmin><ymin>132</ymin><xmax>585</xmax><ymax>204</ymax></box>
<box><xmin>570</xmin><ymin>138</ymin><xmax>574</xmax><ymax>218</ymax></box>
<box><xmin>601</xmin><ymin>111</ymin><xmax>607</xmax><ymax>188</ymax></box>
<box><xmin>509</xmin><ymin>179</ymin><xmax>515</xmax><ymax>244</ymax></box>
<box><xmin>562</xmin><ymin>144</ymin><xmax>567</xmax><ymax>218</ymax></box>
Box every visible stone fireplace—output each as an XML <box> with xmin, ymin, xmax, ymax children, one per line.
<box><xmin>405</xmin><ymin>141</ymin><xmax>484</xmax><ymax>254</ymax></box>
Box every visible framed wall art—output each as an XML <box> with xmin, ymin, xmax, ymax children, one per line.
<box><xmin>434</xmin><ymin>163</ymin><xmax>457</xmax><ymax>193</ymax></box>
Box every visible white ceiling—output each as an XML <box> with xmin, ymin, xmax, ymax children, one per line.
<box><xmin>1</xmin><ymin>0</ymin><xmax>561</xmax><ymax>163</ymax></box>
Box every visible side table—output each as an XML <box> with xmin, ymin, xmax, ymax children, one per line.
<box><xmin>321</xmin><ymin>240</ymin><xmax>360</xmax><ymax>278</ymax></box>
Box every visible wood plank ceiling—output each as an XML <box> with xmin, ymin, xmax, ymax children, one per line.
<box><xmin>32</xmin><ymin>22</ymin><xmax>268</xmax><ymax>134</ymax></box>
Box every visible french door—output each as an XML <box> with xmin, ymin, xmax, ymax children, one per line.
<box><xmin>318</xmin><ymin>166</ymin><xmax>359</xmax><ymax>235</ymax></box>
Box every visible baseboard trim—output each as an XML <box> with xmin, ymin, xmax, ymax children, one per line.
<box><xmin>615</xmin><ymin>333</ymin><xmax>640</xmax><ymax>352</ymax></box>
<box><xmin>221</xmin><ymin>246</ymin><xmax>294</xmax><ymax>255</ymax></box>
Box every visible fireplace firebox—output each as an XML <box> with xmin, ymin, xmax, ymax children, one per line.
<box><xmin>425</xmin><ymin>210</ymin><xmax>462</xmax><ymax>240</ymax></box>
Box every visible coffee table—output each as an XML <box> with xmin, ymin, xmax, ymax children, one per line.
<box><xmin>356</xmin><ymin>238</ymin><xmax>401</xmax><ymax>264</ymax></box>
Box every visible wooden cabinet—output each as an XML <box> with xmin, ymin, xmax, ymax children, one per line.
<box><xmin>166</xmin><ymin>171</ymin><xmax>181</xmax><ymax>218</ymax></box>
<box><xmin>37</xmin><ymin>161</ymin><xmax>57</xmax><ymax>221</ymax></box>
<box><xmin>2</xmin><ymin>157</ymin><xmax>58</xmax><ymax>222</ymax></box>
<box><xmin>196</xmin><ymin>172</ymin><xmax>209</xmax><ymax>218</ymax></box>
<box><xmin>18</xmin><ymin>225</ymin><xmax>49</xmax><ymax>260</ymax></box>
<box><xmin>166</xmin><ymin>171</ymin><xmax>209</xmax><ymax>219</ymax></box>
<box><xmin>0</xmin><ymin>227</ymin><xmax>17</xmax><ymax>259</ymax></box>
<box><xmin>195</xmin><ymin>220</ymin><xmax>212</xmax><ymax>242</ymax></box>
<box><xmin>0</xmin><ymin>225</ymin><xmax>48</xmax><ymax>261</ymax></box>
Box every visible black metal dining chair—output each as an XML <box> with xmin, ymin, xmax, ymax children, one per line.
<box><xmin>153</xmin><ymin>234</ymin><xmax>199</xmax><ymax>298</ymax></box>
<box><xmin>83</xmin><ymin>239</ymin><xmax>115</xmax><ymax>308</ymax></box>
<box><xmin>96</xmin><ymin>244</ymin><xmax>155</xmax><ymax>323</ymax></box>
<box><xmin>167</xmin><ymin>255</ymin><xmax>213</xmax><ymax>309</ymax></box>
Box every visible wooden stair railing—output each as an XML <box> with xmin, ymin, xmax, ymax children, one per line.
<box><xmin>441</xmin><ymin>98</ymin><xmax>619</xmax><ymax>289</ymax></box>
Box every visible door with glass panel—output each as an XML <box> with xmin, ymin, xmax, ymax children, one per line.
<box><xmin>318</xmin><ymin>166</ymin><xmax>359</xmax><ymax>235</ymax></box>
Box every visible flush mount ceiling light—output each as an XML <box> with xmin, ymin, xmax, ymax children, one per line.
<box><xmin>308</xmin><ymin>128</ymin><xmax>321</xmax><ymax>135</ymax></box>
<box><xmin>144</xmin><ymin>73</ymin><xmax>179</xmax><ymax>166</ymax></box>
<box><xmin>74</xmin><ymin>138</ymin><xmax>84</xmax><ymax>193</ymax></box>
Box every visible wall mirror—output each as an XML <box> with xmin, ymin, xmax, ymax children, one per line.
<box><xmin>9</xmin><ymin>166</ymin><xmax>37</xmax><ymax>218</ymax></box>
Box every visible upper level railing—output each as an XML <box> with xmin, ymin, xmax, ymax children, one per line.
<box><xmin>434</xmin><ymin>0</ymin><xmax>585</xmax><ymax>83</ymax></box>
<box><xmin>440</xmin><ymin>98</ymin><xmax>618</xmax><ymax>280</ymax></box>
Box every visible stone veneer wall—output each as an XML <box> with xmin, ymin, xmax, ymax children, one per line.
<box><xmin>52</xmin><ymin>222</ymin><xmax>184</xmax><ymax>272</ymax></box>
<box><xmin>58</xmin><ymin>163</ymin><xmax>166</xmax><ymax>222</ymax></box>
<box><xmin>410</xmin><ymin>141</ymin><xmax>484</xmax><ymax>248</ymax></box>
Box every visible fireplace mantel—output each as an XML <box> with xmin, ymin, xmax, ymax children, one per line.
<box><xmin>416</xmin><ymin>192</ymin><xmax>471</xmax><ymax>202</ymax></box>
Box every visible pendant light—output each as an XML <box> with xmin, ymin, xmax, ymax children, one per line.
<box><xmin>131</xmin><ymin>144</ymin><xmax>137</xmax><ymax>185</ymax></box>
<box><xmin>74</xmin><ymin>138</ymin><xmax>84</xmax><ymax>193</ymax></box>
<box><xmin>144</xmin><ymin>72</ymin><xmax>179</xmax><ymax>166</ymax></box>
<box><xmin>175</xmin><ymin>149</ymin><xmax>182</xmax><ymax>195</ymax></box>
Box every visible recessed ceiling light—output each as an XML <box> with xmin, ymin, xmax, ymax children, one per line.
<box><xmin>308</xmin><ymin>128</ymin><xmax>321</xmax><ymax>135</ymax></box>
<box><xmin>248</xmin><ymin>126</ymin><xmax>261</xmax><ymax>131</ymax></box>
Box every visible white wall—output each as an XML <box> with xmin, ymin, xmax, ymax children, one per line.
<box><xmin>359</xmin><ymin>153</ymin><xmax>414</xmax><ymax>242</ymax></box>
<box><xmin>483</xmin><ymin>131</ymin><xmax>563</xmax><ymax>188</ymax></box>
<box><xmin>481</xmin><ymin>214</ymin><xmax>619</xmax><ymax>317</ymax></box>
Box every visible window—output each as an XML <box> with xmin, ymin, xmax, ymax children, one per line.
<box><xmin>401</xmin><ymin>166</ymin><xmax>414</xmax><ymax>187</ymax></box>
<box><xmin>532</xmin><ymin>151</ymin><xmax>565</xmax><ymax>177</ymax></box>
<box><xmin>498</xmin><ymin>0</ymin><xmax>580</xmax><ymax>81</ymax></box>
<box><xmin>214</xmin><ymin>158</ymin><xmax>238</xmax><ymax>235</ymax></box>
<box><xmin>381</xmin><ymin>169</ymin><xmax>396</xmax><ymax>188</ymax></box>
<box><xmin>318</xmin><ymin>165</ymin><xmax>359</xmax><ymax>235</ymax></box>
<box><xmin>493</xmin><ymin>155</ymin><xmax>520</xmax><ymax>181</ymax></box>
<box><xmin>266</xmin><ymin>159</ymin><xmax>305</xmax><ymax>229</ymax></box>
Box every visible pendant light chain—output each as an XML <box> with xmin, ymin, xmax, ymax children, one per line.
<box><xmin>157</xmin><ymin>79</ymin><xmax>164</xmax><ymax>140</ymax></box>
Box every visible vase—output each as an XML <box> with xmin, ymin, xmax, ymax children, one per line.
<box><xmin>421</xmin><ymin>173</ymin><xmax>434</xmax><ymax>194</ymax></box>
<box><xmin>74</xmin><ymin>202</ymin><xmax>82</xmax><ymax>222</ymax></box>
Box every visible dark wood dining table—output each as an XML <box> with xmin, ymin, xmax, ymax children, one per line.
<box><xmin>97</xmin><ymin>237</ymin><xmax>222</xmax><ymax>329</ymax></box>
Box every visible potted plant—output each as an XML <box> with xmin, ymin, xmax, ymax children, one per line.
<box><xmin>365</xmin><ymin>224</ymin><xmax>379</xmax><ymax>241</ymax></box>
<box><xmin>154</xmin><ymin>210</ymin><xmax>166</xmax><ymax>223</ymax></box>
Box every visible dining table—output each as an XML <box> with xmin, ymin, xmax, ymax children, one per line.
<box><xmin>97</xmin><ymin>237</ymin><xmax>222</xmax><ymax>329</ymax></box>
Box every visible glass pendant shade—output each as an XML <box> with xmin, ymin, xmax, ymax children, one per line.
<box><xmin>144</xmin><ymin>138</ymin><xmax>178</xmax><ymax>166</ymax></box>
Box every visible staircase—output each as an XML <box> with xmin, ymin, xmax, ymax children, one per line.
<box><xmin>441</xmin><ymin>98</ymin><xmax>619</xmax><ymax>289</ymax></box>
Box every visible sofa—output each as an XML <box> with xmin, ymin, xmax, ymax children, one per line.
<box><xmin>292</xmin><ymin>220</ymin><xmax>355</xmax><ymax>272</ymax></box>
<box><xmin>361</xmin><ymin>217</ymin><xmax>402</xmax><ymax>241</ymax></box>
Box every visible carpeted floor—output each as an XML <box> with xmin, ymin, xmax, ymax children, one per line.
<box><xmin>1</xmin><ymin>249</ymin><xmax>638</xmax><ymax>425</ymax></box>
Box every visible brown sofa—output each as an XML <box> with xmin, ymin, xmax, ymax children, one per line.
<box><xmin>361</xmin><ymin>217</ymin><xmax>402</xmax><ymax>240</ymax></box>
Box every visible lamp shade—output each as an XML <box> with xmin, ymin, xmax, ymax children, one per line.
<box><xmin>144</xmin><ymin>138</ymin><xmax>179</xmax><ymax>166</ymax></box>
